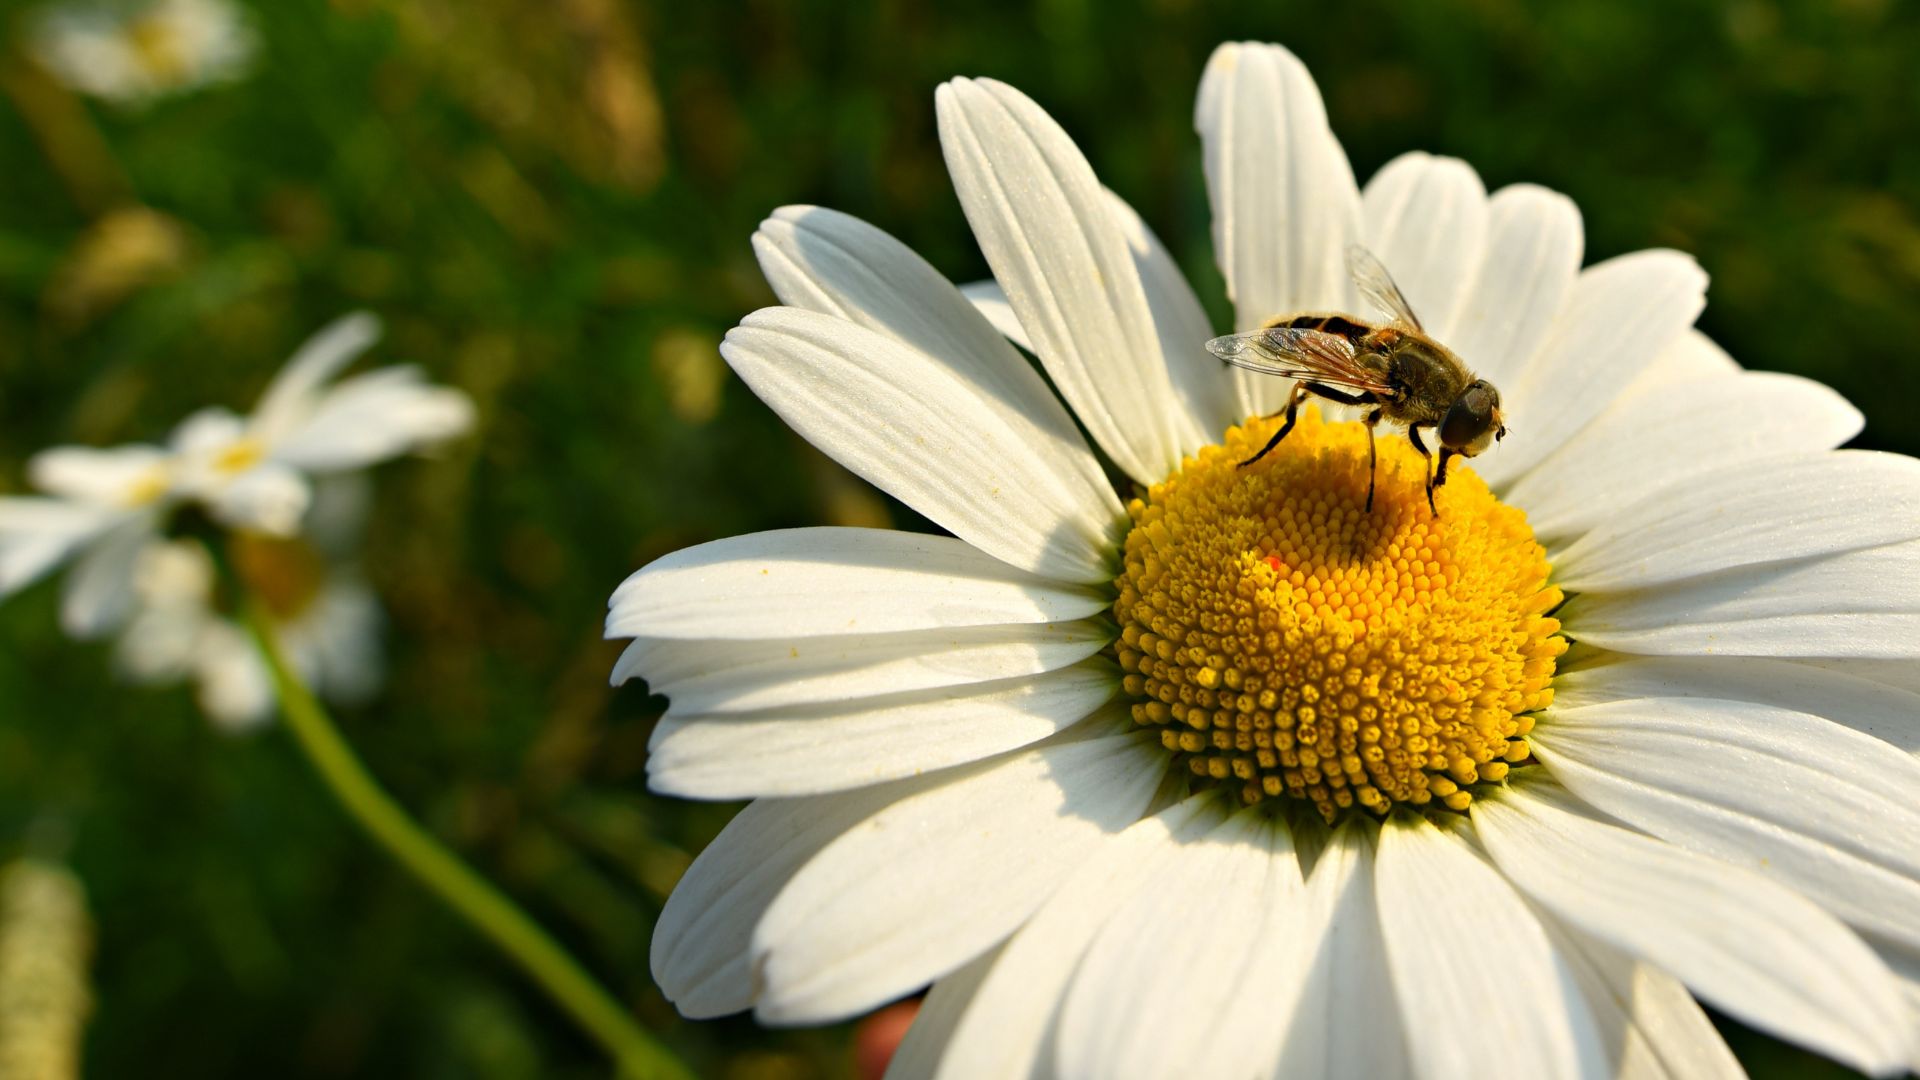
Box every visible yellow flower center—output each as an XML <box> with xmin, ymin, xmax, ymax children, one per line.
<box><xmin>212</xmin><ymin>438</ymin><xmax>265</xmax><ymax>477</ymax></box>
<box><xmin>123</xmin><ymin>466</ymin><xmax>171</xmax><ymax>508</ymax></box>
<box><xmin>1113</xmin><ymin>408</ymin><xmax>1565</xmax><ymax>822</ymax></box>
<box><xmin>126</xmin><ymin>15</ymin><xmax>190</xmax><ymax>84</ymax></box>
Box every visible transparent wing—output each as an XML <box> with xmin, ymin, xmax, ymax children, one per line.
<box><xmin>1204</xmin><ymin>327</ymin><xmax>1393</xmax><ymax>396</ymax></box>
<box><xmin>1347</xmin><ymin>244</ymin><xmax>1423</xmax><ymax>331</ymax></box>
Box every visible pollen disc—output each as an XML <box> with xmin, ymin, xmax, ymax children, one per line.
<box><xmin>230</xmin><ymin>533</ymin><xmax>328</xmax><ymax>620</ymax></box>
<box><xmin>1113</xmin><ymin>408</ymin><xmax>1566</xmax><ymax>822</ymax></box>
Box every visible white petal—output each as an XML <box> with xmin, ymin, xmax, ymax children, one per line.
<box><xmin>294</xmin><ymin>577</ymin><xmax>384</xmax><ymax>704</ymax></box>
<box><xmin>1271</xmin><ymin>822</ymin><xmax>1410</xmax><ymax>1080</ymax></box>
<box><xmin>26</xmin><ymin>444</ymin><xmax>168</xmax><ymax>505</ymax></box>
<box><xmin>193</xmin><ymin>618</ymin><xmax>275</xmax><ymax>731</ymax></box>
<box><xmin>0</xmin><ymin>497</ymin><xmax>119</xmax><ymax>596</ymax></box>
<box><xmin>645</xmin><ymin>665</ymin><xmax>1121</xmax><ymax>799</ymax></box>
<box><xmin>1883</xmin><ymin>951</ymin><xmax>1920</xmax><ymax>1073</ymax></box>
<box><xmin>750</xmin><ymin>729</ymin><xmax>1165</xmax><ymax>1024</ymax></box>
<box><xmin>1478</xmin><ymin>778</ymin><xmax>1911</xmax><ymax>1073</ymax></box>
<box><xmin>885</xmin><ymin>946</ymin><xmax>998</xmax><ymax>1080</ymax></box>
<box><xmin>1195</xmin><ymin>41</ymin><xmax>1362</xmax><ymax>417</ymax></box>
<box><xmin>168</xmin><ymin>405</ymin><xmax>248</xmax><ymax>458</ymax></box>
<box><xmin>165</xmin><ymin>407</ymin><xmax>250</xmax><ymax>506</ymax></box>
<box><xmin>1564</xmin><ymin>538</ymin><xmax>1920</xmax><ymax>658</ymax></box>
<box><xmin>938</xmin><ymin>76</ymin><xmax>1204</xmax><ymax>482</ymax></box>
<box><xmin>1552</xmin><ymin>452</ymin><xmax>1920</xmax><ymax>593</ymax></box>
<box><xmin>1448</xmin><ymin>184</ymin><xmax>1583</xmax><ymax>391</ymax></box>
<box><xmin>1194</xmin><ymin>40</ymin><xmax>1360</xmax><ymax>324</ymax></box>
<box><xmin>650</xmin><ymin>780</ymin><xmax>911</xmax><ymax>1018</ymax></box>
<box><xmin>1375</xmin><ymin>816</ymin><xmax>1602</xmax><ymax>1080</ymax></box>
<box><xmin>1632</xmin><ymin>328</ymin><xmax>1742</xmax><ymax>392</ymax></box>
<box><xmin>1473</xmin><ymin>251</ymin><xmax>1707</xmax><ymax>491</ymax></box>
<box><xmin>1555</xmin><ymin>653</ymin><xmax>1920</xmax><ymax>754</ymax></box>
<box><xmin>271</xmin><ymin>367</ymin><xmax>474</xmax><ymax>471</ymax></box>
<box><xmin>957</xmin><ymin>280</ymin><xmax>1031</xmax><ymax>352</ymax></box>
<box><xmin>620</xmin><ymin>619</ymin><xmax>1111</xmax><ymax>713</ymax></box>
<box><xmin>115</xmin><ymin>568</ymin><xmax>212</xmax><ymax>682</ymax></box>
<box><xmin>251</xmin><ymin>311</ymin><xmax>383</xmax><ymax>445</ymax></box>
<box><xmin>607</xmin><ymin>528</ymin><xmax>1108</xmax><ymax>642</ymax></box>
<box><xmin>1802</xmin><ymin>657</ymin><xmax>1920</xmax><ymax>695</ymax></box>
<box><xmin>933</xmin><ymin>792</ymin><xmax>1225</xmax><ymax>1080</ymax></box>
<box><xmin>116</xmin><ymin>613</ymin><xmax>200</xmax><ymax>682</ymax></box>
<box><xmin>1105</xmin><ymin>188</ymin><xmax>1238</xmax><ymax>438</ymax></box>
<box><xmin>1055</xmin><ymin>807</ymin><xmax>1305</xmax><ymax>1080</ymax></box>
<box><xmin>59</xmin><ymin>516</ymin><xmax>154</xmax><ymax>639</ymax></box>
<box><xmin>1513</xmin><ymin>371</ymin><xmax>1861</xmax><ymax>543</ymax></box>
<box><xmin>1531</xmin><ymin>696</ymin><xmax>1920</xmax><ymax>954</ymax></box>
<box><xmin>1544</xmin><ymin>917</ymin><xmax>1744</xmax><ymax>1080</ymax></box>
<box><xmin>127</xmin><ymin>536</ymin><xmax>216</xmax><ymax>606</ymax></box>
<box><xmin>752</xmin><ymin>205</ymin><xmax>1116</xmax><ymax>514</ymax></box>
<box><xmin>1360</xmin><ymin>153</ymin><xmax>1489</xmax><ymax>339</ymax></box>
<box><xmin>206</xmin><ymin>461</ymin><xmax>313</xmax><ymax>537</ymax></box>
<box><xmin>720</xmin><ymin>307</ymin><xmax>1123</xmax><ymax>583</ymax></box>
<box><xmin>1163</xmin><ymin>830</ymin><xmax>1319</xmax><ymax>1080</ymax></box>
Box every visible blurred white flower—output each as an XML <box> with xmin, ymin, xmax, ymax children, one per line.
<box><xmin>118</xmin><ymin>479</ymin><xmax>384</xmax><ymax>730</ymax></box>
<box><xmin>0</xmin><ymin>312</ymin><xmax>471</xmax><ymax>640</ymax></box>
<box><xmin>170</xmin><ymin>312</ymin><xmax>476</xmax><ymax>536</ymax></box>
<box><xmin>0</xmin><ymin>444</ymin><xmax>169</xmax><ymax>637</ymax></box>
<box><xmin>27</xmin><ymin>0</ymin><xmax>257</xmax><ymax>106</ymax></box>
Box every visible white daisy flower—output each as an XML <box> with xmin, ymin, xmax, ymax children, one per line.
<box><xmin>610</xmin><ymin>41</ymin><xmax>1920</xmax><ymax>1080</ymax></box>
<box><xmin>117</xmin><ymin>478</ymin><xmax>383</xmax><ymax>731</ymax></box>
<box><xmin>27</xmin><ymin>0</ymin><xmax>256</xmax><ymax>106</ymax></box>
<box><xmin>0</xmin><ymin>443</ymin><xmax>170</xmax><ymax>638</ymax></box>
<box><xmin>168</xmin><ymin>312</ymin><xmax>475</xmax><ymax>537</ymax></box>
<box><xmin>0</xmin><ymin>312</ymin><xmax>471</xmax><ymax>638</ymax></box>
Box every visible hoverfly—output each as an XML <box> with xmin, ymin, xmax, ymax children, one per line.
<box><xmin>1205</xmin><ymin>245</ymin><xmax>1506</xmax><ymax>515</ymax></box>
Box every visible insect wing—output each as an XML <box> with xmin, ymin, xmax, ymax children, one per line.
<box><xmin>1346</xmin><ymin>244</ymin><xmax>1424</xmax><ymax>331</ymax></box>
<box><xmin>1205</xmin><ymin>327</ymin><xmax>1393</xmax><ymax>396</ymax></box>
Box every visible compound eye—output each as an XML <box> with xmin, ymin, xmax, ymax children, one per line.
<box><xmin>1440</xmin><ymin>386</ymin><xmax>1493</xmax><ymax>449</ymax></box>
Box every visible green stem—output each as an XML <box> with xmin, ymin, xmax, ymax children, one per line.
<box><xmin>242</xmin><ymin>599</ymin><xmax>689</xmax><ymax>1080</ymax></box>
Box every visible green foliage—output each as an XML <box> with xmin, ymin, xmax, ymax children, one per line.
<box><xmin>0</xmin><ymin>0</ymin><xmax>1914</xmax><ymax>1075</ymax></box>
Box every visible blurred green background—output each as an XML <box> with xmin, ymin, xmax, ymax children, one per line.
<box><xmin>0</xmin><ymin>0</ymin><xmax>1915</xmax><ymax>1076</ymax></box>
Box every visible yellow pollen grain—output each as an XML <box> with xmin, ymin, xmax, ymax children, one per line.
<box><xmin>1112</xmin><ymin>408</ymin><xmax>1564</xmax><ymax>822</ymax></box>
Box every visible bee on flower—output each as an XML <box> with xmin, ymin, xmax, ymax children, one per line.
<box><xmin>26</xmin><ymin>0</ymin><xmax>257</xmax><ymax>107</ymax></box>
<box><xmin>609</xmin><ymin>41</ymin><xmax>1920</xmax><ymax>1080</ymax></box>
<box><xmin>0</xmin><ymin>313</ymin><xmax>471</xmax><ymax>722</ymax></box>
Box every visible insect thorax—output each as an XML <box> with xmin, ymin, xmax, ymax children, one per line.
<box><xmin>1386</xmin><ymin>336</ymin><xmax>1471</xmax><ymax>413</ymax></box>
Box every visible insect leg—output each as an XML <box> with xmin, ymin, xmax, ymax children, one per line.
<box><xmin>1428</xmin><ymin>449</ymin><xmax>1461</xmax><ymax>516</ymax></box>
<box><xmin>1363</xmin><ymin>408</ymin><xmax>1383</xmax><ymax>512</ymax></box>
<box><xmin>1407</xmin><ymin>424</ymin><xmax>1438</xmax><ymax>515</ymax></box>
<box><xmin>1301</xmin><ymin>383</ymin><xmax>1374</xmax><ymax>407</ymax></box>
<box><xmin>1274</xmin><ymin>379</ymin><xmax>1379</xmax><ymax>479</ymax></box>
<box><xmin>1239</xmin><ymin>383</ymin><xmax>1311</xmax><ymax>468</ymax></box>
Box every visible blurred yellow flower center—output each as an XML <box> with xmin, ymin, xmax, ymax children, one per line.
<box><xmin>213</xmin><ymin>438</ymin><xmax>264</xmax><ymax>476</ymax></box>
<box><xmin>1113</xmin><ymin>408</ymin><xmax>1565</xmax><ymax>822</ymax></box>
<box><xmin>230</xmin><ymin>533</ymin><xmax>327</xmax><ymax>620</ymax></box>
<box><xmin>127</xmin><ymin>16</ymin><xmax>190</xmax><ymax>83</ymax></box>
<box><xmin>123</xmin><ymin>466</ymin><xmax>170</xmax><ymax>508</ymax></box>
